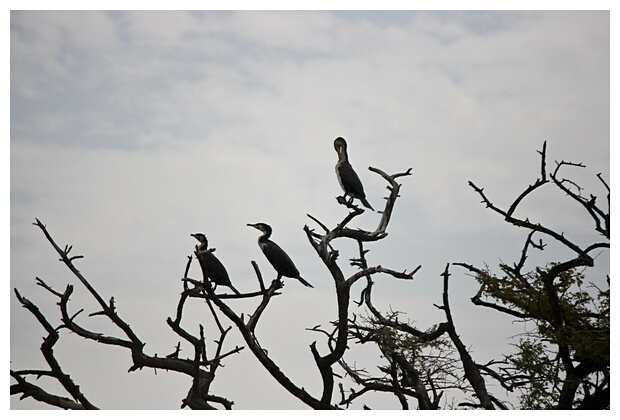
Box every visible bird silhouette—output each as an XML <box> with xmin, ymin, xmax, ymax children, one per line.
<box><xmin>247</xmin><ymin>223</ymin><xmax>313</xmax><ymax>288</ymax></box>
<box><xmin>191</xmin><ymin>233</ymin><xmax>241</xmax><ymax>295</ymax></box>
<box><xmin>334</xmin><ymin>137</ymin><xmax>374</xmax><ymax>211</ymax></box>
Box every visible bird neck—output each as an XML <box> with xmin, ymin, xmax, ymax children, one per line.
<box><xmin>337</xmin><ymin>149</ymin><xmax>349</xmax><ymax>163</ymax></box>
<box><xmin>257</xmin><ymin>224</ymin><xmax>272</xmax><ymax>242</ymax></box>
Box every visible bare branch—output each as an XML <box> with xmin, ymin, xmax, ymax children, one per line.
<box><xmin>11</xmin><ymin>370</ymin><xmax>89</xmax><ymax>410</ymax></box>
<box><xmin>550</xmin><ymin>161</ymin><xmax>610</xmax><ymax>239</ymax></box>
<box><xmin>13</xmin><ymin>289</ymin><xmax>98</xmax><ymax>409</ymax></box>
<box><xmin>197</xmin><ymin>267</ymin><xmax>322</xmax><ymax>408</ymax></box>
<box><xmin>438</xmin><ymin>264</ymin><xmax>495</xmax><ymax>409</ymax></box>
<box><xmin>32</xmin><ymin>219</ymin><xmax>144</xmax><ymax>349</ymax></box>
<box><xmin>468</xmin><ymin>181</ymin><xmax>590</xmax><ymax>257</ymax></box>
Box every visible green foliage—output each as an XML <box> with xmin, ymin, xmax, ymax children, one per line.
<box><xmin>474</xmin><ymin>265</ymin><xmax>609</xmax><ymax>409</ymax></box>
<box><xmin>507</xmin><ymin>339</ymin><xmax>558</xmax><ymax>409</ymax></box>
<box><xmin>352</xmin><ymin>312</ymin><xmax>465</xmax><ymax>405</ymax></box>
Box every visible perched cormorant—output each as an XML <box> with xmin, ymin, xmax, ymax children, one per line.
<box><xmin>191</xmin><ymin>233</ymin><xmax>241</xmax><ymax>295</ymax></box>
<box><xmin>247</xmin><ymin>223</ymin><xmax>313</xmax><ymax>288</ymax></box>
<box><xmin>334</xmin><ymin>137</ymin><xmax>374</xmax><ymax>211</ymax></box>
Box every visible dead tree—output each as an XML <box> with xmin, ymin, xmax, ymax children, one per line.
<box><xmin>12</xmin><ymin>164</ymin><xmax>423</xmax><ymax>410</ymax></box>
<box><xmin>302</xmin><ymin>167</ymin><xmax>423</xmax><ymax>408</ymax></box>
<box><xmin>180</xmin><ymin>166</ymin><xmax>425</xmax><ymax>409</ymax></box>
<box><xmin>11</xmin><ymin>219</ymin><xmax>243</xmax><ymax>409</ymax></box>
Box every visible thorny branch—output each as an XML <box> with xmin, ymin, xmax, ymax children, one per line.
<box><xmin>467</xmin><ymin>142</ymin><xmax>609</xmax><ymax>259</ymax></box>
<box><xmin>328</xmin><ymin>239</ymin><xmax>454</xmax><ymax>409</ymax></box>
<box><xmin>550</xmin><ymin>160</ymin><xmax>610</xmax><ymax>239</ymax></box>
<box><xmin>435</xmin><ymin>264</ymin><xmax>496</xmax><ymax>409</ymax></box>
<box><xmin>15</xmin><ymin>142</ymin><xmax>607</xmax><ymax>410</ymax></box>
<box><xmin>194</xmin><ymin>262</ymin><xmax>323</xmax><ymax>408</ymax></box>
<box><xmin>456</xmin><ymin>143</ymin><xmax>610</xmax><ymax>409</ymax></box>
<box><xmin>185</xmin><ymin>166</ymin><xmax>417</xmax><ymax>410</ymax></box>
<box><xmin>11</xmin><ymin>289</ymin><xmax>98</xmax><ymax>410</ymax></box>
<box><xmin>32</xmin><ymin>219</ymin><xmax>144</xmax><ymax>347</ymax></box>
<box><xmin>12</xmin><ymin>220</ymin><xmax>241</xmax><ymax>409</ymax></box>
<box><xmin>301</xmin><ymin>166</ymin><xmax>423</xmax><ymax>408</ymax></box>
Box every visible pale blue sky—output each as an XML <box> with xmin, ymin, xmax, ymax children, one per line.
<box><xmin>9</xmin><ymin>8</ymin><xmax>610</xmax><ymax>409</ymax></box>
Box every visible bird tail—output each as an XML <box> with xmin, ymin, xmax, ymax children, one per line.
<box><xmin>296</xmin><ymin>276</ymin><xmax>314</xmax><ymax>288</ymax></box>
<box><xmin>360</xmin><ymin>197</ymin><xmax>374</xmax><ymax>211</ymax></box>
<box><xmin>229</xmin><ymin>284</ymin><xmax>241</xmax><ymax>295</ymax></box>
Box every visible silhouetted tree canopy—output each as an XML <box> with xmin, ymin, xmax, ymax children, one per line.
<box><xmin>11</xmin><ymin>143</ymin><xmax>609</xmax><ymax>409</ymax></box>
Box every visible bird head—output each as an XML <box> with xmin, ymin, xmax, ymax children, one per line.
<box><xmin>334</xmin><ymin>137</ymin><xmax>348</xmax><ymax>156</ymax></box>
<box><xmin>247</xmin><ymin>223</ymin><xmax>272</xmax><ymax>237</ymax></box>
<box><xmin>190</xmin><ymin>233</ymin><xmax>208</xmax><ymax>247</ymax></box>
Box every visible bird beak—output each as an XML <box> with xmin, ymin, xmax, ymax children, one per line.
<box><xmin>190</xmin><ymin>233</ymin><xmax>197</xmax><ymax>238</ymax></box>
<box><xmin>247</xmin><ymin>223</ymin><xmax>263</xmax><ymax>232</ymax></box>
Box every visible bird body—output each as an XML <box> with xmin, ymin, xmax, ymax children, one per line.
<box><xmin>247</xmin><ymin>223</ymin><xmax>313</xmax><ymax>288</ymax></box>
<box><xmin>191</xmin><ymin>233</ymin><xmax>240</xmax><ymax>295</ymax></box>
<box><xmin>334</xmin><ymin>137</ymin><xmax>374</xmax><ymax>210</ymax></box>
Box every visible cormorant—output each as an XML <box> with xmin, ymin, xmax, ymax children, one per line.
<box><xmin>247</xmin><ymin>223</ymin><xmax>313</xmax><ymax>288</ymax></box>
<box><xmin>334</xmin><ymin>137</ymin><xmax>374</xmax><ymax>211</ymax></box>
<box><xmin>191</xmin><ymin>233</ymin><xmax>241</xmax><ymax>295</ymax></box>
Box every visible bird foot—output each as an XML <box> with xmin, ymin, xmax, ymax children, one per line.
<box><xmin>336</xmin><ymin>195</ymin><xmax>363</xmax><ymax>211</ymax></box>
<box><xmin>270</xmin><ymin>279</ymin><xmax>284</xmax><ymax>290</ymax></box>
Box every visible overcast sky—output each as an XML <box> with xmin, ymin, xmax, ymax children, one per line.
<box><xmin>9</xmin><ymin>8</ymin><xmax>610</xmax><ymax>410</ymax></box>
